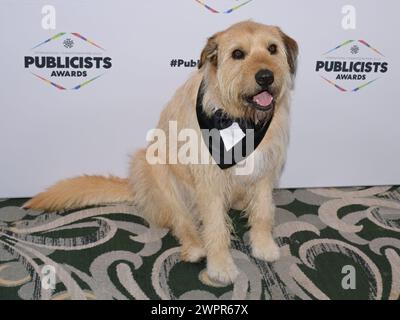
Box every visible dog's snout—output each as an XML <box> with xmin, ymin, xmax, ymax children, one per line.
<box><xmin>255</xmin><ymin>69</ymin><xmax>274</xmax><ymax>87</ymax></box>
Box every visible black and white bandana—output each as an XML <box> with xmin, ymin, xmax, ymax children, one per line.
<box><xmin>196</xmin><ymin>81</ymin><xmax>274</xmax><ymax>169</ymax></box>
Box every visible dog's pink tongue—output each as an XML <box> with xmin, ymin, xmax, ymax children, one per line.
<box><xmin>253</xmin><ymin>91</ymin><xmax>273</xmax><ymax>107</ymax></box>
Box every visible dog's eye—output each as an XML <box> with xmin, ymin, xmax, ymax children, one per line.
<box><xmin>268</xmin><ymin>44</ymin><xmax>278</xmax><ymax>55</ymax></box>
<box><xmin>232</xmin><ymin>49</ymin><xmax>245</xmax><ymax>60</ymax></box>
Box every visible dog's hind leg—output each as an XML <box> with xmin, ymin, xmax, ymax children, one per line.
<box><xmin>161</xmin><ymin>178</ymin><xmax>206</xmax><ymax>263</ymax></box>
<box><xmin>170</xmin><ymin>209</ymin><xmax>206</xmax><ymax>263</ymax></box>
<box><xmin>130</xmin><ymin>150</ymin><xmax>206</xmax><ymax>263</ymax></box>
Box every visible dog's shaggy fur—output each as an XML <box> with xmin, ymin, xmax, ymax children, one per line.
<box><xmin>24</xmin><ymin>21</ymin><xmax>298</xmax><ymax>284</ymax></box>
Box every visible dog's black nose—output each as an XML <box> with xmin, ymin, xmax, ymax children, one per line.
<box><xmin>255</xmin><ymin>69</ymin><xmax>274</xmax><ymax>87</ymax></box>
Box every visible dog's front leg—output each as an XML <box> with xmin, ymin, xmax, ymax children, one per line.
<box><xmin>247</xmin><ymin>180</ymin><xmax>280</xmax><ymax>262</ymax></box>
<box><xmin>196</xmin><ymin>186</ymin><xmax>239</xmax><ymax>284</ymax></box>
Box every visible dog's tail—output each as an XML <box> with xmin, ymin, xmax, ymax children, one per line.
<box><xmin>23</xmin><ymin>175</ymin><xmax>134</xmax><ymax>212</ymax></box>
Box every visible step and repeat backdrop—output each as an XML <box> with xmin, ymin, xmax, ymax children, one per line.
<box><xmin>0</xmin><ymin>0</ymin><xmax>399</xmax><ymax>197</ymax></box>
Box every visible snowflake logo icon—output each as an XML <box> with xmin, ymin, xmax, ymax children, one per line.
<box><xmin>350</xmin><ymin>45</ymin><xmax>359</xmax><ymax>54</ymax></box>
<box><xmin>63</xmin><ymin>38</ymin><xmax>74</xmax><ymax>49</ymax></box>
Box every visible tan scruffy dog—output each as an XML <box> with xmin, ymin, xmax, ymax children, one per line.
<box><xmin>25</xmin><ymin>21</ymin><xmax>298</xmax><ymax>285</ymax></box>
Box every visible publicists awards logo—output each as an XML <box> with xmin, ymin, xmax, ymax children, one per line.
<box><xmin>316</xmin><ymin>40</ymin><xmax>389</xmax><ymax>92</ymax></box>
<box><xmin>24</xmin><ymin>32</ymin><xmax>112</xmax><ymax>90</ymax></box>
<box><xmin>194</xmin><ymin>0</ymin><xmax>253</xmax><ymax>14</ymax></box>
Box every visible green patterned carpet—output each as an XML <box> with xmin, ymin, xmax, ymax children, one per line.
<box><xmin>0</xmin><ymin>186</ymin><xmax>399</xmax><ymax>300</ymax></box>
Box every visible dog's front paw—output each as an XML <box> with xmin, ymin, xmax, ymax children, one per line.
<box><xmin>251</xmin><ymin>238</ymin><xmax>281</xmax><ymax>262</ymax></box>
<box><xmin>206</xmin><ymin>257</ymin><xmax>239</xmax><ymax>285</ymax></box>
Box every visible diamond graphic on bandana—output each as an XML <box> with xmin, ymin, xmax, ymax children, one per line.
<box><xmin>219</xmin><ymin>122</ymin><xmax>246</xmax><ymax>152</ymax></box>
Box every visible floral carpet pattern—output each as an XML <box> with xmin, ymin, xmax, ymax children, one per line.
<box><xmin>0</xmin><ymin>186</ymin><xmax>399</xmax><ymax>300</ymax></box>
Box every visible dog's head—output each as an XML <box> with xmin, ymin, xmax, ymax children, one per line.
<box><xmin>199</xmin><ymin>21</ymin><xmax>298</xmax><ymax>119</ymax></box>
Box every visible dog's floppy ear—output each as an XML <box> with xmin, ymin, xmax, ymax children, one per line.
<box><xmin>278</xmin><ymin>28</ymin><xmax>299</xmax><ymax>76</ymax></box>
<box><xmin>198</xmin><ymin>32</ymin><xmax>221</xmax><ymax>69</ymax></box>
